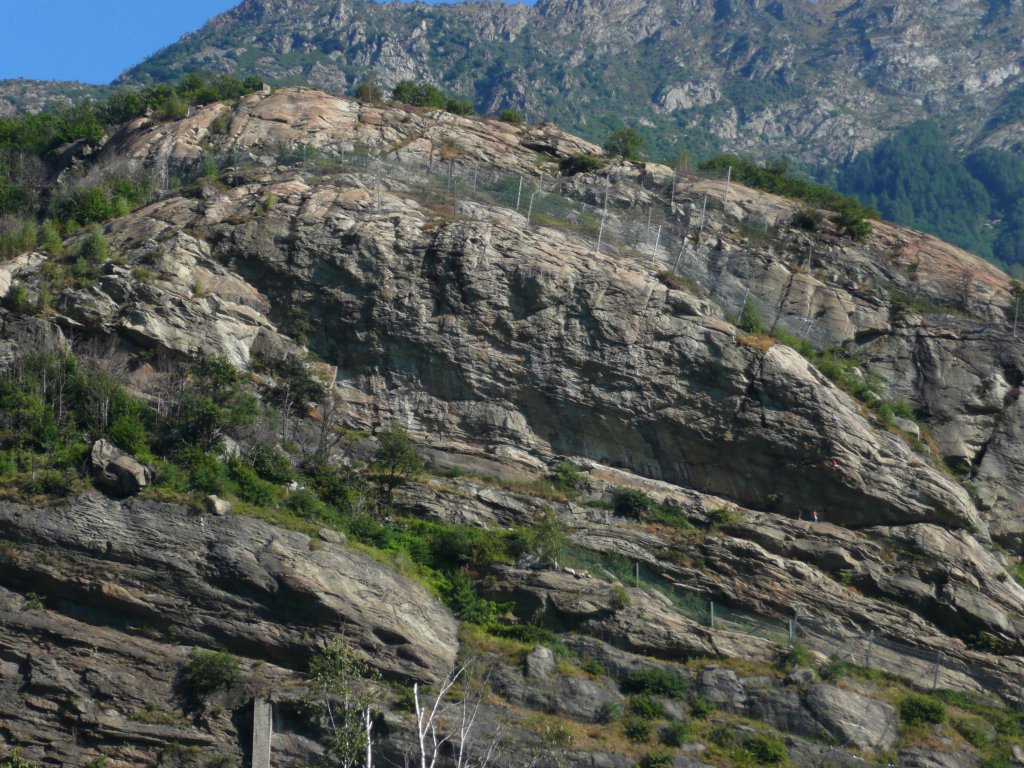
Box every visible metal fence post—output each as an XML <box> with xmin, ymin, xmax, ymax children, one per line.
<box><xmin>651</xmin><ymin>225</ymin><xmax>662</xmax><ymax>260</ymax></box>
<box><xmin>696</xmin><ymin>195</ymin><xmax>708</xmax><ymax>245</ymax></box>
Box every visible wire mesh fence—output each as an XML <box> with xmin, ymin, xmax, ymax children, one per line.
<box><xmin>564</xmin><ymin>539</ymin><xmax>1013</xmax><ymax>702</ymax></box>
<box><xmin>168</xmin><ymin>143</ymin><xmax>1024</xmax><ymax>350</ymax></box>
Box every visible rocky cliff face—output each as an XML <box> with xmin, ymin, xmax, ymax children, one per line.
<box><xmin>2</xmin><ymin>89</ymin><xmax>1024</xmax><ymax>767</ymax></box>
<box><xmin>110</xmin><ymin>0</ymin><xmax>1024</xmax><ymax>167</ymax></box>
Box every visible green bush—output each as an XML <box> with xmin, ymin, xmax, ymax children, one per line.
<box><xmin>355</xmin><ymin>75</ymin><xmax>384</xmax><ymax>104</ymax></box>
<box><xmin>0</xmin><ymin>748</ymin><xmax>40</xmax><ymax>768</ymax></box>
<box><xmin>157</xmin><ymin>93</ymin><xmax>189</xmax><ymax>121</ymax></box>
<box><xmin>39</xmin><ymin>220</ymin><xmax>62</xmax><ymax>253</ymax></box>
<box><xmin>515</xmin><ymin>510</ymin><xmax>569</xmax><ymax>565</ymax></box>
<box><xmin>391</xmin><ymin>80</ymin><xmax>447</xmax><ymax>109</ymax></box>
<box><xmin>707</xmin><ymin>505</ymin><xmax>741</xmax><ymax>528</ymax></box>
<box><xmin>833</xmin><ymin>200</ymin><xmax>872</xmax><ymax>242</ymax></box>
<box><xmin>742</xmin><ymin>734</ymin><xmax>788</xmax><ymax>764</ymax></box>
<box><xmin>183</xmin><ymin>649</ymin><xmax>238</xmax><ymax>698</ymax></box>
<box><xmin>622</xmin><ymin>716</ymin><xmax>652</xmax><ymax>743</ymax></box>
<box><xmin>621</xmin><ymin>667</ymin><xmax>689</xmax><ymax>698</ymax></box>
<box><xmin>560</xmin><ymin>154</ymin><xmax>605</xmax><ymax>176</ymax></box>
<box><xmin>637</xmin><ymin>751</ymin><xmax>673</xmax><ymax>768</ymax></box>
<box><xmin>775</xmin><ymin>642</ymin><xmax>814</xmax><ymax>672</ymax></box>
<box><xmin>739</xmin><ymin>298</ymin><xmax>766</xmax><ymax>334</ymax></box>
<box><xmin>250</xmin><ymin>444</ymin><xmax>294</xmax><ymax>484</ymax></box>
<box><xmin>627</xmin><ymin>694</ymin><xmax>666</xmax><ymax>720</ymax></box>
<box><xmin>613</xmin><ymin>488</ymin><xmax>654</xmax><ymax>519</ymax></box>
<box><xmin>5</xmin><ymin>282</ymin><xmax>31</xmax><ymax>312</ymax></box>
<box><xmin>595</xmin><ymin>701</ymin><xmax>620</xmax><ymax>724</ymax></box>
<box><xmin>660</xmin><ymin>720</ymin><xmax>689</xmax><ymax>747</ymax></box>
<box><xmin>107</xmin><ymin>412</ymin><xmax>153</xmax><ymax>459</ymax></box>
<box><xmin>440</xmin><ymin>571</ymin><xmax>499</xmax><ymax>624</ymax></box>
<box><xmin>818</xmin><ymin>654</ymin><xmax>851</xmax><ymax>681</ymax></box>
<box><xmin>0</xmin><ymin>218</ymin><xmax>37</xmax><ymax>258</ymax></box>
<box><xmin>178</xmin><ymin>447</ymin><xmax>228</xmax><ymax>495</ymax></box>
<box><xmin>228</xmin><ymin>458</ymin><xmax>276</xmax><ymax>505</ymax></box>
<box><xmin>550</xmin><ymin>461</ymin><xmax>584</xmax><ymax>492</ymax></box>
<box><xmin>898</xmin><ymin>694</ymin><xmax>946</xmax><ymax>728</ymax></box>
<box><xmin>445</xmin><ymin>98</ymin><xmax>475</xmax><ymax>116</ymax></box>
<box><xmin>689</xmin><ymin>695</ymin><xmax>714</xmax><ymax>719</ymax></box>
<box><xmin>285</xmin><ymin>488</ymin><xmax>329</xmax><ymax>520</ymax></box>
<box><xmin>498</xmin><ymin>109</ymin><xmax>524</xmax><ymax>124</ymax></box>
<box><xmin>371</xmin><ymin>424</ymin><xmax>422</xmax><ymax>506</ymax></box>
<box><xmin>791</xmin><ymin>208</ymin><xmax>823</xmax><ymax>232</ymax></box>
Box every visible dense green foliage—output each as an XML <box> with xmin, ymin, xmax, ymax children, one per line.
<box><xmin>838</xmin><ymin>120</ymin><xmax>1024</xmax><ymax>272</ymax></box>
<box><xmin>701</xmin><ymin>155</ymin><xmax>876</xmax><ymax>240</ymax></box>
<box><xmin>898</xmin><ymin>694</ymin><xmax>947</xmax><ymax>728</ymax></box>
<box><xmin>839</xmin><ymin>121</ymin><xmax>990</xmax><ymax>255</ymax></box>
<box><xmin>620</xmin><ymin>667</ymin><xmax>689</xmax><ymax>698</ymax></box>
<box><xmin>627</xmin><ymin>694</ymin><xmax>666</xmax><ymax>720</ymax></box>
<box><xmin>391</xmin><ymin>80</ymin><xmax>476</xmax><ymax>117</ymax></box>
<box><xmin>559</xmin><ymin>153</ymin><xmax>605</xmax><ymax>176</ymax></box>
<box><xmin>604</xmin><ymin>127</ymin><xmax>645</xmax><ymax>162</ymax></box>
<box><xmin>182</xmin><ymin>649</ymin><xmax>239</xmax><ymax>698</ymax></box>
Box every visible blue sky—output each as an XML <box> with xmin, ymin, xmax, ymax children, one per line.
<box><xmin>0</xmin><ymin>0</ymin><xmax>533</xmax><ymax>85</ymax></box>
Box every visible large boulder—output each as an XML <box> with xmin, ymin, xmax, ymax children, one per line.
<box><xmin>804</xmin><ymin>684</ymin><xmax>897</xmax><ymax>750</ymax></box>
<box><xmin>90</xmin><ymin>439</ymin><xmax>154</xmax><ymax>497</ymax></box>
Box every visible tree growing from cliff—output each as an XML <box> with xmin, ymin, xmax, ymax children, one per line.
<box><xmin>603</xmin><ymin>127</ymin><xmax>645</xmax><ymax>162</ymax></box>
<box><xmin>308</xmin><ymin>638</ymin><xmax>381</xmax><ymax>768</ymax></box>
<box><xmin>355</xmin><ymin>74</ymin><xmax>383</xmax><ymax>104</ymax></box>
<box><xmin>370</xmin><ymin>424</ymin><xmax>422</xmax><ymax>508</ymax></box>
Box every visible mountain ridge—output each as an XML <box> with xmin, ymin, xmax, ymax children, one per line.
<box><xmin>109</xmin><ymin>0</ymin><xmax>1024</xmax><ymax>169</ymax></box>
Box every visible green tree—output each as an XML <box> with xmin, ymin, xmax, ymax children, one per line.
<box><xmin>370</xmin><ymin>424</ymin><xmax>422</xmax><ymax>507</ymax></box>
<box><xmin>391</xmin><ymin>80</ymin><xmax>419</xmax><ymax>104</ymax></box>
<box><xmin>391</xmin><ymin>80</ymin><xmax>447</xmax><ymax>109</ymax></box>
<box><xmin>519</xmin><ymin>509</ymin><xmax>569</xmax><ymax>565</ymax></box>
<box><xmin>604</xmin><ymin>127</ymin><xmax>645</xmax><ymax>162</ymax></box>
<box><xmin>80</xmin><ymin>226</ymin><xmax>108</xmax><ymax>263</ymax></box>
<box><xmin>308</xmin><ymin>638</ymin><xmax>381</xmax><ymax>768</ymax></box>
<box><xmin>445</xmin><ymin>97</ymin><xmax>475</xmax><ymax>116</ymax></box>
<box><xmin>174</xmin><ymin>356</ymin><xmax>258</xmax><ymax>451</ymax></box>
<box><xmin>355</xmin><ymin>74</ymin><xmax>383</xmax><ymax>104</ymax></box>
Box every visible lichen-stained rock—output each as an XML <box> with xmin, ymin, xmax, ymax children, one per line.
<box><xmin>0</xmin><ymin>495</ymin><xmax>458</xmax><ymax>682</ymax></box>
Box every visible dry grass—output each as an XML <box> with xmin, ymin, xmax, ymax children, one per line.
<box><xmin>737</xmin><ymin>333</ymin><xmax>777</xmax><ymax>352</ymax></box>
